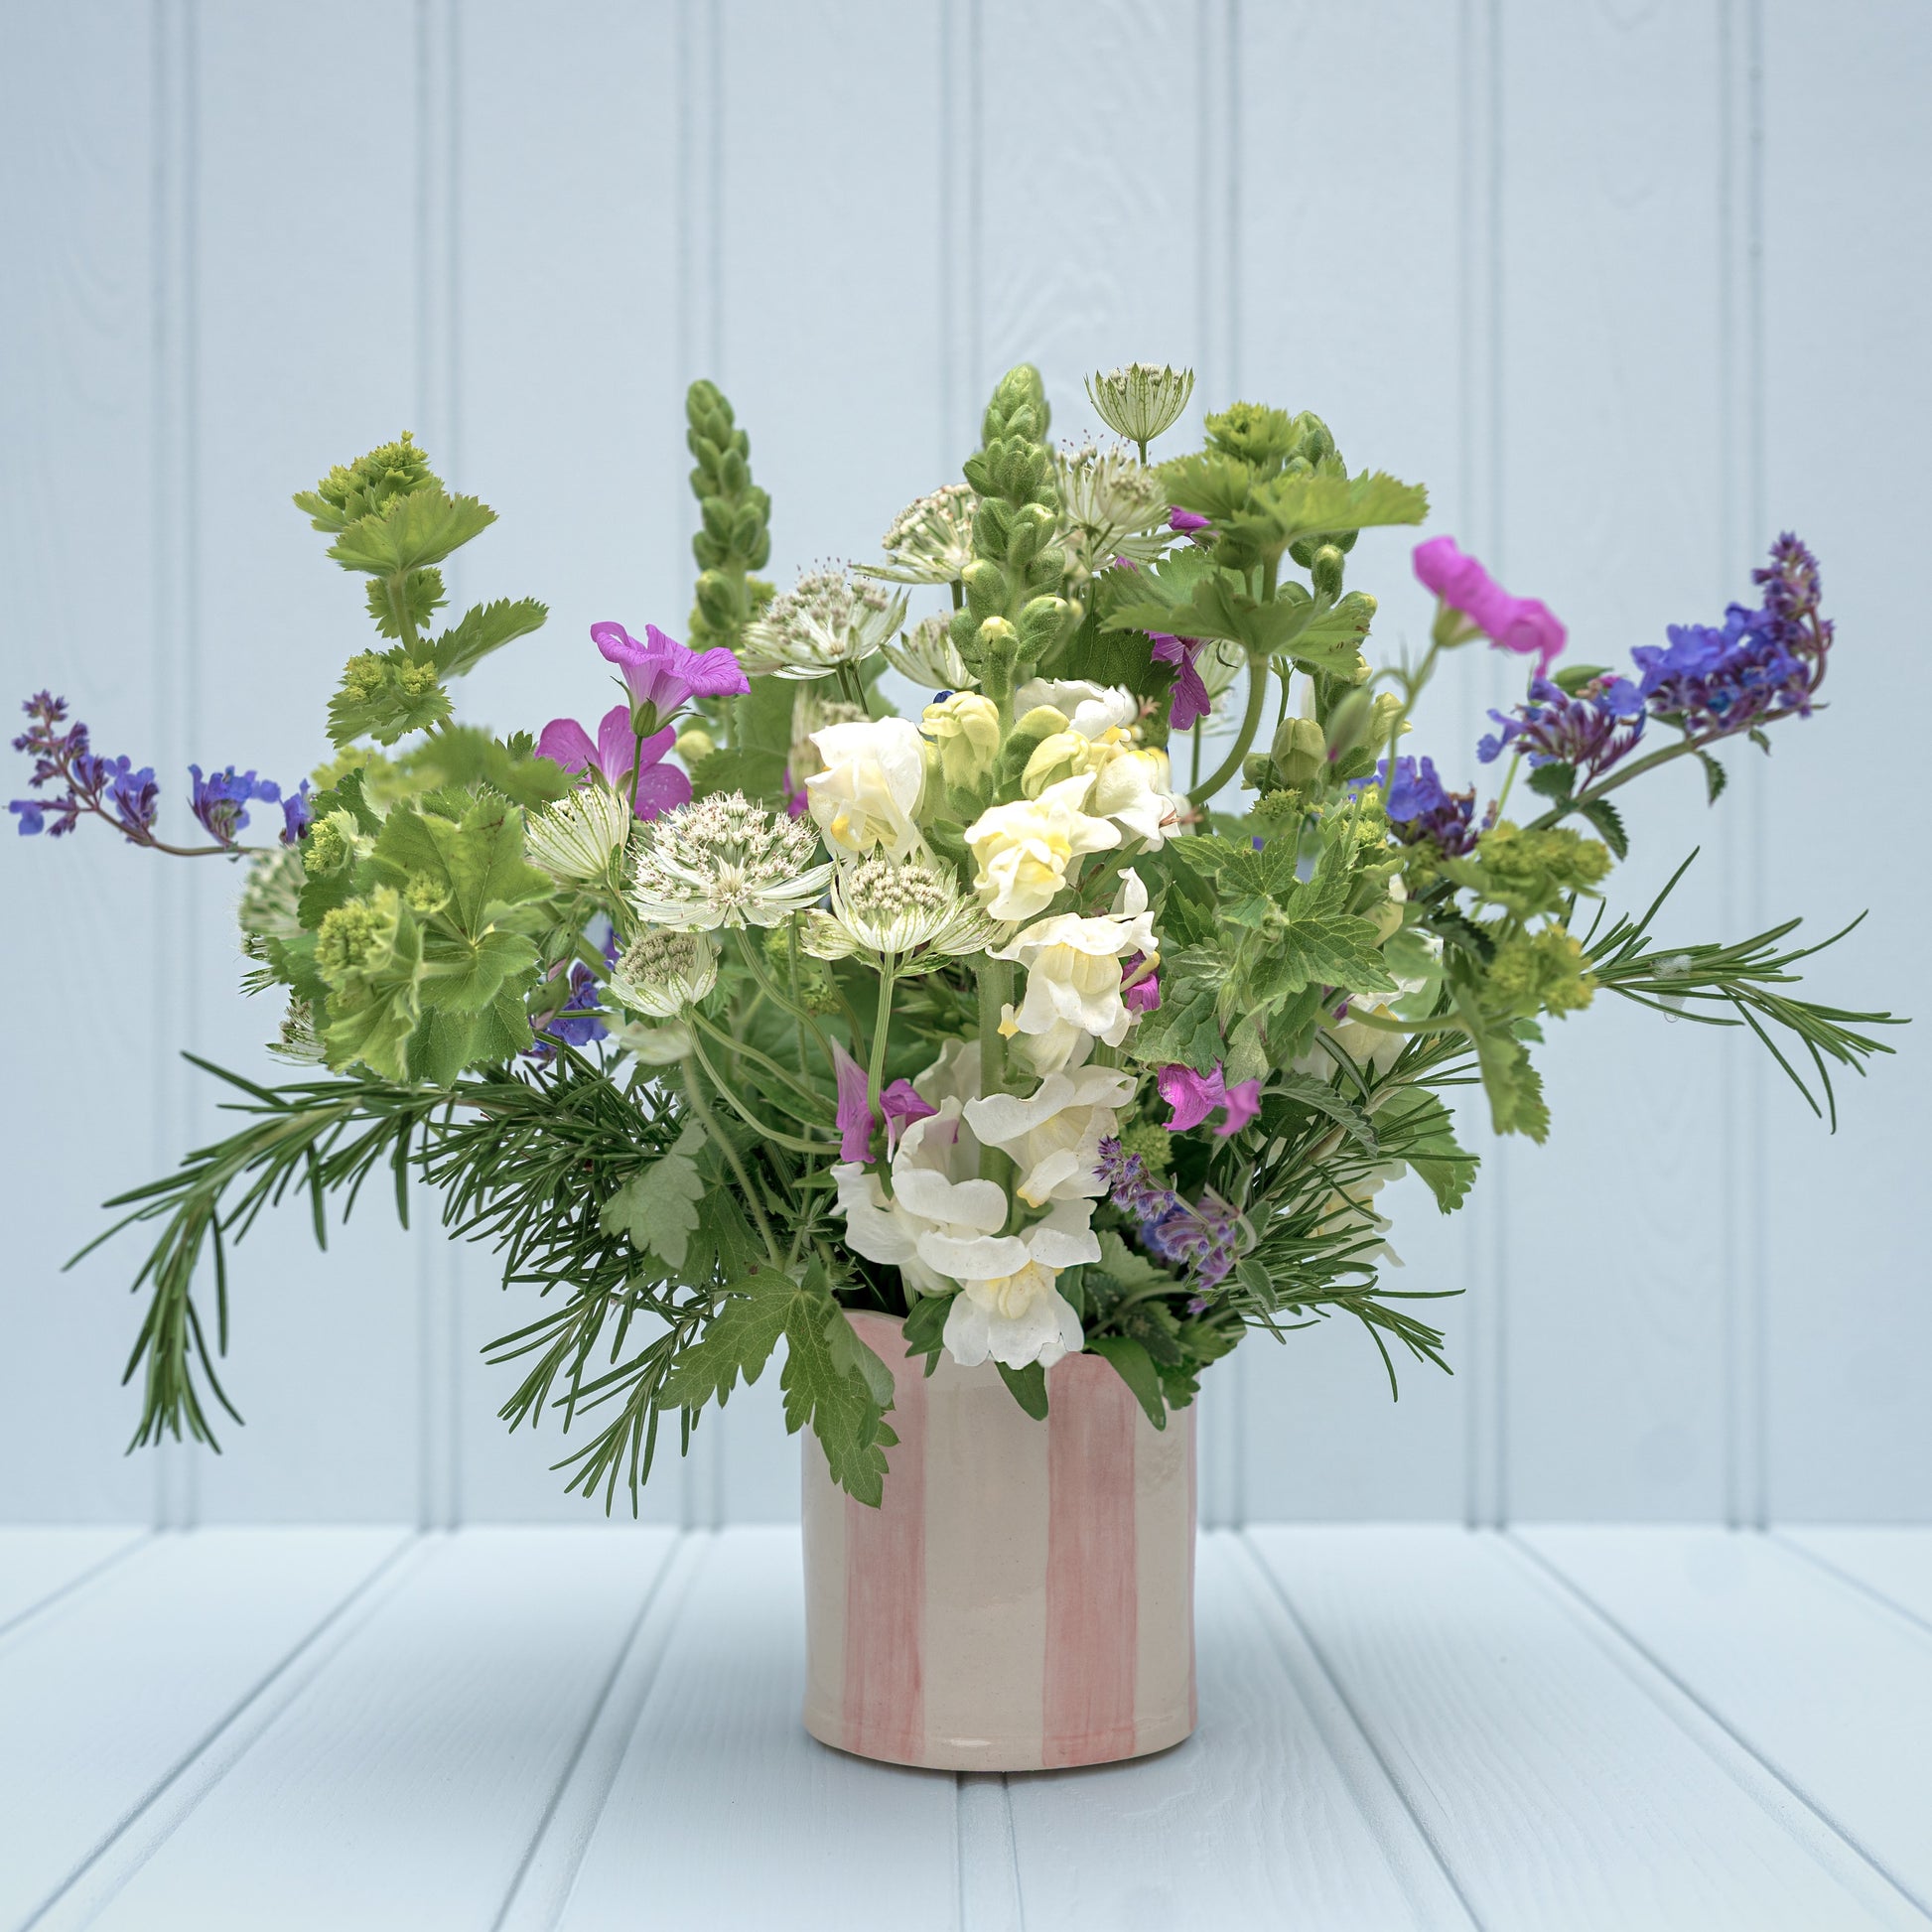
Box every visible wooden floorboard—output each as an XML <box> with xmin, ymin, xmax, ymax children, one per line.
<box><xmin>1246</xmin><ymin>1525</ymin><xmax>1926</xmax><ymax>1932</ymax></box>
<box><xmin>1519</xmin><ymin>1525</ymin><xmax>1932</xmax><ymax>1919</ymax></box>
<box><xmin>0</xmin><ymin>1525</ymin><xmax>1927</xmax><ymax>1931</ymax></box>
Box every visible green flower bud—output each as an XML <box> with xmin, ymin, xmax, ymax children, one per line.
<box><xmin>1311</xmin><ymin>544</ymin><xmax>1346</xmax><ymax>599</ymax></box>
<box><xmin>674</xmin><ymin>726</ymin><xmax>716</xmax><ymax>765</ymax></box>
<box><xmin>1203</xmin><ymin>400</ymin><xmax>1297</xmax><ymax>468</ymax></box>
<box><xmin>1118</xmin><ymin>1120</ymin><xmax>1173</xmax><ymax>1178</ymax></box>
<box><xmin>315</xmin><ymin>887</ymin><xmax>402</xmax><ymax>983</ymax></box>
<box><xmin>402</xmin><ymin>870</ymin><xmax>450</xmax><ymax>916</ymax></box>
<box><xmin>1271</xmin><ymin>715</ymin><xmax>1327</xmax><ymax>788</ymax></box>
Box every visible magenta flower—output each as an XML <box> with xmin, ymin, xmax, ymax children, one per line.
<box><xmin>1412</xmin><ymin>536</ymin><xmax>1566</xmax><ymax>676</ymax></box>
<box><xmin>1158</xmin><ymin>1062</ymin><xmax>1262</xmax><ymax>1138</ymax></box>
<box><xmin>880</xmin><ymin>1078</ymin><xmax>937</xmax><ymax>1155</ymax></box>
<box><xmin>591</xmin><ymin>621</ymin><xmax>749</xmax><ymax>735</ymax></box>
<box><xmin>1122</xmin><ymin>950</ymin><xmax>1161</xmax><ymax>1014</ymax></box>
<box><xmin>781</xmin><ymin>764</ymin><xmax>810</xmax><ymax>819</ymax></box>
<box><xmin>536</xmin><ymin>703</ymin><xmax>690</xmax><ymax>820</ymax></box>
<box><xmin>1150</xmin><ymin>632</ymin><xmax>1213</xmax><ymax>732</ymax></box>
<box><xmin>1169</xmin><ymin>507</ymin><xmax>1210</xmax><ymax>535</ymax></box>
<box><xmin>831</xmin><ymin>1038</ymin><xmax>878</xmax><ymax>1163</ymax></box>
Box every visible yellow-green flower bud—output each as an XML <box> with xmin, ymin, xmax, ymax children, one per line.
<box><xmin>921</xmin><ymin>690</ymin><xmax>1003</xmax><ymax>789</ymax></box>
<box><xmin>1271</xmin><ymin>715</ymin><xmax>1327</xmax><ymax>788</ymax></box>
<box><xmin>1023</xmin><ymin>728</ymin><xmax>1089</xmax><ymax>797</ymax></box>
<box><xmin>1311</xmin><ymin>544</ymin><xmax>1346</xmax><ymax>600</ymax></box>
<box><xmin>674</xmin><ymin>726</ymin><xmax>716</xmax><ymax>765</ymax></box>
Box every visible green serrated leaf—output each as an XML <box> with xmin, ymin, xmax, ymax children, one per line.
<box><xmin>327</xmin><ymin>485</ymin><xmax>497</xmax><ymax>576</ymax></box>
<box><xmin>779</xmin><ymin>1281</ymin><xmax>897</xmax><ymax>1507</ymax></box>
<box><xmin>364</xmin><ymin>567</ymin><xmax>446</xmax><ymax>640</ymax></box>
<box><xmin>733</xmin><ymin>675</ymin><xmax>795</xmax><ymax>760</ymax></box>
<box><xmin>1528</xmin><ymin>760</ymin><xmax>1578</xmax><ymax>803</ymax></box>
<box><xmin>432</xmin><ymin>597</ymin><xmax>549</xmax><ymax>678</ymax></box>
<box><xmin>1086</xmin><ymin>1335</ymin><xmax>1168</xmax><ymax>1430</ymax></box>
<box><xmin>690</xmin><ymin>745</ymin><xmax>787</xmax><ymax>803</ymax></box>
<box><xmin>1095</xmin><ymin>1229</ymin><xmax>1173</xmax><ymax>1293</ymax></box>
<box><xmin>1249</xmin><ymin>468</ymin><xmax>1430</xmax><ymax>544</ymax></box>
<box><xmin>1267</xmin><ymin>908</ymin><xmax>1400</xmax><ymax>1001</ymax></box>
<box><xmin>1580</xmin><ymin>795</ymin><xmax>1629</xmax><ymax>860</ymax></box>
<box><xmin>1214</xmin><ymin>839</ymin><xmax>1300</xmax><ymax>927</ymax></box>
<box><xmin>1377</xmin><ymin>1087</ymin><xmax>1479</xmax><ymax>1211</ymax></box>
<box><xmin>1289</xmin><ymin>590</ymin><xmax>1378</xmax><ymax>659</ymax></box>
<box><xmin>900</xmin><ymin>1292</ymin><xmax>952</xmax><ymax>1374</ymax></box>
<box><xmin>1698</xmin><ymin>751</ymin><xmax>1728</xmax><ymax>804</ymax></box>
<box><xmin>1129</xmin><ymin>976</ymin><xmax>1223</xmax><ymax>1071</ymax></box>
<box><xmin>599</xmin><ymin>1121</ymin><xmax>707</xmax><ymax>1269</ymax></box>
<box><xmin>1471</xmin><ymin>1026</ymin><xmax>1550</xmax><ymax>1143</ymax></box>
<box><xmin>658</xmin><ymin>1266</ymin><xmax>790</xmax><ymax>1410</ymax></box>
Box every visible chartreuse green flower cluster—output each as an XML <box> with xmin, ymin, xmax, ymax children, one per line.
<box><xmin>14</xmin><ymin>359</ymin><xmax>1897</xmax><ymax>1514</ymax></box>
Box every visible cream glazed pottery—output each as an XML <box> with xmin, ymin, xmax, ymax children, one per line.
<box><xmin>801</xmin><ymin>1310</ymin><xmax>1197</xmax><ymax>1771</ymax></box>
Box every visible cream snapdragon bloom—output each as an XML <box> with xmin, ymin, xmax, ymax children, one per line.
<box><xmin>991</xmin><ymin>869</ymin><xmax>1158</xmax><ymax>1071</ymax></box>
<box><xmin>965</xmin><ymin>1064</ymin><xmax>1137</xmax><ymax>1207</ymax></box>
<box><xmin>805</xmin><ymin>716</ymin><xmax>927</xmax><ymax>859</ymax></box>
<box><xmin>941</xmin><ymin>1218</ymin><xmax>1095</xmax><ymax>1371</ymax></box>
<box><xmin>1014</xmin><ymin>677</ymin><xmax>1139</xmax><ymax>740</ymax></box>
<box><xmin>964</xmin><ymin>775</ymin><xmax>1119</xmax><ymax>922</ymax></box>
<box><xmin>1013</xmin><ymin>678</ymin><xmax>1183</xmax><ymax>850</ymax></box>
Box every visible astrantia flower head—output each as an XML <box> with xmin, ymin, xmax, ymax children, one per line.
<box><xmin>628</xmin><ymin>790</ymin><xmax>832</xmax><ymax>929</ymax></box>
<box><xmin>738</xmin><ymin>568</ymin><xmax>908</xmax><ymax>680</ymax></box>
<box><xmin>1084</xmin><ymin>363</ymin><xmax>1195</xmax><ymax>449</ymax></box>
<box><xmin>524</xmin><ymin>782</ymin><xmax>633</xmax><ymax>886</ymax></box>
<box><xmin>884</xmin><ymin>613</ymin><xmax>974</xmax><ymax>692</ymax></box>
<box><xmin>607</xmin><ymin>927</ymin><xmax>719</xmax><ymax>1017</ymax></box>
<box><xmin>1054</xmin><ymin>440</ymin><xmax>1170</xmax><ymax>573</ymax></box>
<box><xmin>867</xmin><ymin>483</ymin><xmax>979</xmax><ymax>587</ymax></box>
<box><xmin>802</xmin><ymin>856</ymin><xmax>994</xmax><ymax>968</ymax></box>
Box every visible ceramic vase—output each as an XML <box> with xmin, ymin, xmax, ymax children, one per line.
<box><xmin>801</xmin><ymin>1310</ymin><xmax>1196</xmax><ymax>1771</ymax></box>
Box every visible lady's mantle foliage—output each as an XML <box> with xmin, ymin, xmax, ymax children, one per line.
<box><xmin>12</xmin><ymin>377</ymin><xmax>1897</xmax><ymax>1515</ymax></box>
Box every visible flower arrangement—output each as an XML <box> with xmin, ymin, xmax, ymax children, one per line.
<box><xmin>14</xmin><ymin>362</ymin><xmax>1898</xmax><ymax>1510</ymax></box>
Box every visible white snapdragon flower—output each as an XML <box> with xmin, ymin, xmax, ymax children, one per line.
<box><xmin>940</xmin><ymin>1208</ymin><xmax>1097</xmax><ymax>1371</ymax></box>
<box><xmin>1086</xmin><ymin>741</ymin><xmax>1183</xmax><ymax>849</ymax></box>
<box><xmin>964</xmin><ymin>1064</ymin><xmax>1137</xmax><ymax>1207</ymax></box>
<box><xmin>1012</xmin><ymin>679</ymin><xmax>1183</xmax><ymax>851</ymax></box>
<box><xmin>804</xmin><ymin>716</ymin><xmax>927</xmax><ymax>859</ymax></box>
<box><xmin>991</xmin><ymin>869</ymin><xmax>1158</xmax><ymax>1071</ymax></box>
<box><xmin>833</xmin><ymin>1100</ymin><xmax>1003</xmax><ymax>1298</ymax></box>
<box><xmin>1014</xmin><ymin>678</ymin><xmax>1139</xmax><ymax>741</ymax></box>
<box><xmin>964</xmin><ymin>775</ymin><xmax>1119</xmax><ymax>922</ymax></box>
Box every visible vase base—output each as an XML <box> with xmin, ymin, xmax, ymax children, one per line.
<box><xmin>801</xmin><ymin>1700</ymin><xmax>1196</xmax><ymax>1773</ymax></box>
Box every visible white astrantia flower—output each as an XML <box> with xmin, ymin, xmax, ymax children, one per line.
<box><xmin>607</xmin><ymin>928</ymin><xmax>719</xmax><ymax>1018</ymax></box>
<box><xmin>991</xmin><ymin>868</ymin><xmax>1159</xmax><ymax>1071</ymax></box>
<box><xmin>739</xmin><ymin>568</ymin><xmax>908</xmax><ymax>679</ymax></box>
<box><xmin>1054</xmin><ymin>440</ymin><xmax>1171</xmax><ymax>575</ymax></box>
<box><xmin>964</xmin><ymin>1064</ymin><xmax>1138</xmax><ymax>1207</ymax></box>
<box><xmin>865</xmin><ymin>483</ymin><xmax>979</xmax><ymax>587</ymax></box>
<box><xmin>609</xmin><ymin>1015</ymin><xmax>696</xmax><ymax>1064</ymax></box>
<box><xmin>524</xmin><ymin>783</ymin><xmax>633</xmax><ymax>887</ymax></box>
<box><xmin>1196</xmin><ymin>635</ymin><xmax>1247</xmax><ymax>700</ymax></box>
<box><xmin>269</xmin><ymin>997</ymin><xmax>328</xmax><ymax>1064</ymax></box>
<box><xmin>804</xmin><ymin>716</ymin><xmax>927</xmax><ymax>859</ymax></box>
<box><xmin>964</xmin><ymin>774</ymin><xmax>1119</xmax><ymax>923</ymax></box>
<box><xmin>1083</xmin><ymin>362</ymin><xmax>1195</xmax><ymax>449</ymax></box>
<box><xmin>629</xmin><ymin>790</ymin><xmax>832</xmax><ymax>930</ymax></box>
<box><xmin>801</xmin><ymin>855</ymin><xmax>995</xmax><ymax>968</ymax></box>
<box><xmin>884</xmin><ymin>613</ymin><xmax>975</xmax><ymax>691</ymax></box>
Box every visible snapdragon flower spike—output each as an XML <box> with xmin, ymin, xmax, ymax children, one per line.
<box><xmin>1476</xmin><ymin>675</ymin><xmax>1645</xmax><ymax>782</ymax></box>
<box><xmin>591</xmin><ymin>621</ymin><xmax>749</xmax><ymax>737</ymax></box>
<box><xmin>189</xmin><ymin>765</ymin><xmax>281</xmax><ymax>849</ymax></box>
<box><xmin>1634</xmin><ymin>537</ymin><xmax>1830</xmax><ymax>741</ymax></box>
<box><xmin>1157</xmin><ymin>1061</ymin><xmax>1261</xmax><ymax>1138</ymax></box>
<box><xmin>1374</xmin><ymin>755</ymin><xmax>1489</xmax><ymax>860</ymax></box>
<box><xmin>832</xmin><ymin>1038</ymin><xmax>878</xmax><ymax>1162</ymax></box>
<box><xmin>1413</xmin><ymin>535</ymin><xmax>1566</xmax><ymax>677</ymax></box>
<box><xmin>537</xmin><ymin>703</ymin><xmax>689</xmax><ymax>821</ymax></box>
<box><xmin>1150</xmin><ymin>632</ymin><xmax>1213</xmax><ymax>731</ymax></box>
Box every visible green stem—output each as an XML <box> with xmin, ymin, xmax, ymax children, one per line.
<box><xmin>1494</xmin><ymin>749</ymin><xmax>1523</xmax><ymax>815</ymax></box>
<box><xmin>735</xmin><ymin>926</ymin><xmax>836</xmax><ymax>1073</ymax></box>
<box><xmin>687</xmin><ymin>1033</ymin><xmax>830</xmax><ymax>1157</ymax></box>
<box><xmin>974</xmin><ymin>957</ymin><xmax>1017</xmax><ymax>1201</ymax></box>
<box><xmin>1189</xmin><ymin>653</ymin><xmax>1271</xmax><ymax>808</ymax></box>
<box><xmin>866</xmin><ymin>966</ymin><xmax>897</xmax><ymax>1117</ymax></box>
<box><xmin>688</xmin><ymin>1010</ymin><xmax>826</xmax><ymax>1113</ymax></box>
<box><xmin>680</xmin><ymin>1055</ymin><xmax>782</xmax><ymax>1262</ymax></box>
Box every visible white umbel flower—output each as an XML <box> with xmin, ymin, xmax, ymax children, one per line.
<box><xmin>1084</xmin><ymin>362</ymin><xmax>1195</xmax><ymax>448</ymax></box>
<box><xmin>608</xmin><ymin>928</ymin><xmax>719</xmax><ymax>1017</ymax></box>
<box><xmin>739</xmin><ymin>568</ymin><xmax>908</xmax><ymax>679</ymax></box>
<box><xmin>865</xmin><ymin>483</ymin><xmax>979</xmax><ymax>587</ymax></box>
<box><xmin>629</xmin><ymin>791</ymin><xmax>831</xmax><ymax>930</ymax></box>
<box><xmin>885</xmin><ymin>613</ymin><xmax>975</xmax><ymax>691</ymax></box>
<box><xmin>524</xmin><ymin>784</ymin><xmax>633</xmax><ymax>886</ymax></box>
<box><xmin>802</xmin><ymin>856</ymin><xmax>995</xmax><ymax>968</ymax></box>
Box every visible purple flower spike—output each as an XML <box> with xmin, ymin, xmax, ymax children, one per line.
<box><xmin>1150</xmin><ymin>632</ymin><xmax>1213</xmax><ymax>732</ymax></box>
<box><xmin>1095</xmin><ymin>1137</ymin><xmax>1244</xmax><ymax>1288</ymax></box>
<box><xmin>831</xmin><ymin>1038</ymin><xmax>878</xmax><ymax>1163</ymax></box>
<box><xmin>537</xmin><ymin>703</ymin><xmax>692</xmax><ymax>821</ymax></box>
<box><xmin>189</xmin><ymin>765</ymin><xmax>280</xmax><ymax>848</ymax></box>
<box><xmin>591</xmin><ymin>621</ymin><xmax>749</xmax><ymax>736</ymax></box>
<box><xmin>1413</xmin><ymin>535</ymin><xmax>1567</xmax><ymax>677</ymax></box>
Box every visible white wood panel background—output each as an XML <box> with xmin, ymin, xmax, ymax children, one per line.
<box><xmin>1</xmin><ymin>0</ymin><xmax>1926</xmax><ymax>1528</ymax></box>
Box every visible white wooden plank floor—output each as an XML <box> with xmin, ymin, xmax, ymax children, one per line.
<box><xmin>0</xmin><ymin>1527</ymin><xmax>1927</xmax><ymax>1932</ymax></box>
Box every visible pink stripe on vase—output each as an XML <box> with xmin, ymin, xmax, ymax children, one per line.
<box><xmin>840</xmin><ymin>1336</ymin><xmax>928</xmax><ymax>1762</ymax></box>
<box><xmin>1041</xmin><ymin>1351</ymin><xmax>1140</xmax><ymax>1767</ymax></box>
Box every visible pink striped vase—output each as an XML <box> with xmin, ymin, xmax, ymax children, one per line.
<box><xmin>801</xmin><ymin>1311</ymin><xmax>1197</xmax><ymax>1772</ymax></box>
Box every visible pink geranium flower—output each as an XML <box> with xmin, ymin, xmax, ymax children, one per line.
<box><xmin>1412</xmin><ymin>536</ymin><xmax>1566</xmax><ymax>676</ymax></box>
<box><xmin>831</xmin><ymin>1038</ymin><xmax>878</xmax><ymax>1162</ymax></box>
<box><xmin>1150</xmin><ymin>632</ymin><xmax>1213</xmax><ymax>731</ymax></box>
<box><xmin>591</xmin><ymin>621</ymin><xmax>749</xmax><ymax>735</ymax></box>
<box><xmin>1157</xmin><ymin>1062</ymin><xmax>1261</xmax><ymax>1138</ymax></box>
<box><xmin>536</xmin><ymin>703</ymin><xmax>690</xmax><ymax>821</ymax></box>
